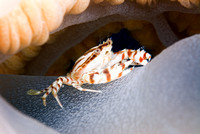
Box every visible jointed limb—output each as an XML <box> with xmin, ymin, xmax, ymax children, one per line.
<box><xmin>83</xmin><ymin>59</ymin><xmax>134</xmax><ymax>84</ymax></box>
<box><xmin>27</xmin><ymin>76</ymin><xmax>70</xmax><ymax>108</ymax></box>
<box><xmin>108</xmin><ymin>48</ymin><xmax>151</xmax><ymax>67</ymax></box>
<box><xmin>72</xmin><ymin>83</ymin><xmax>102</xmax><ymax>93</ymax></box>
<box><xmin>27</xmin><ymin>75</ymin><xmax>101</xmax><ymax>108</ymax></box>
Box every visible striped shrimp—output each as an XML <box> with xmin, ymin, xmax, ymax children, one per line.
<box><xmin>27</xmin><ymin>38</ymin><xmax>151</xmax><ymax>108</ymax></box>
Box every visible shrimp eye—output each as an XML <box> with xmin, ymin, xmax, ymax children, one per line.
<box><xmin>95</xmin><ymin>49</ymin><xmax>101</xmax><ymax>53</ymax></box>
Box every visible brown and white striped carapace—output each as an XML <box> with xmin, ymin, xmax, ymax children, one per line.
<box><xmin>27</xmin><ymin>38</ymin><xmax>151</xmax><ymax>108</ymax></box>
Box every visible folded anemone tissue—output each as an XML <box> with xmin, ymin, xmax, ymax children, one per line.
<box><xmin>0</xmin><ymin>0</ymin><xmax>200</xmax><ymax>134</ymax></box>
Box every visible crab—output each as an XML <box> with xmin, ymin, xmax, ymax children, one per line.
<box><xmin>27</xmin><ymin>38</ymin><xmax>151</xmax><ymax>108</ymax></box>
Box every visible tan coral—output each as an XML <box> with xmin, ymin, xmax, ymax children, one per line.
<box><xmin>135</xmin><ymin>0</ymin><xmax>156</xmax><ymax>5</ymax></box>
<box><xmin>93</xmin><ymin>0</ymin><xmax>104</xmax><ymax>4</ymax></box>
<box><xmin>0</xmin><ymin>0</ymin><xmax>200</xmax><ymax>75</ymax></box>
<box><xmin>174</xmin><ymin>0</ymin><xmax>200</xmax><ymax>8</ymax></box>
<box><xmin>107</xmin><ymin>0</ymin><xmax>125</xmax><ymax>5</ymax></box>
<box><xmin>0</xmin><ymin>46</ymin><xmax>41</xmax><ymax>74</ymax></box>
<box><xmin>165</xmin><ymin>11</ymin><xmax>200</xmax><ymax>37</ymax></box>
<box><xmin>0</xmin><ymin>0</ymin><xmax>90</xmax><ymax>61</ymax></box>
<box><xmin>69</xmin><ymin>0</ymin><xmax>90</xmax><ymax>14</ymax></box>
<box><xmin>0</xmin><ymin>0</ymin><xmax>199</xmax><ymax>60</ymax></box>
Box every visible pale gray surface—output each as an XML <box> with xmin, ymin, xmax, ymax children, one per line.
<box><xmin>0</xmin><ymin>34</ymin><xmax>200</xmax><ymax>134</ymax></box>
<box><xmin>0</xmin><ymin>96</ymin><xmax>59</xmax><ymax>134</ymax></box>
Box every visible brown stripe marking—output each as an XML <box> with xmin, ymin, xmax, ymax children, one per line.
<box><xmin>75</xmin><ymin>52</ymin><xmax>99</xmax><ymax>72</ymax></box>
<box><xmin>84</xmin><ymin>40</ymin><xmax>110</xmax><ymax>56</ymax></box>
<box><xmin>89</xmin><ymin>73</ymin><xmax>95</xmax><ymax>84</ymax></box>
<box><xmin>80</xmin><ymin>80</ymin><xmax>84</xmax><ymax>84</ymax></box>
<box><xmin>58</xmin><ymin>84</ymin><xmax>61</xmax><ymax>88</ymax></box>
<box><xmin>131</xmin><ymin>51</ymin><xmax>137</xmax><ymax>61</ymax></box>
<box><xmin>118</xmin><ymin>72</ymin><xmax>123</xmax><ymax>78</ymax></box>
<box><xmin>139</xmin><ymin>57</ymin><xmax>143</xmax><ymax>63</ymax></box>
<box><xmin>60</xmin><ymin>77</ymin><xmax>63</xmax><ymax>82</ymax></box>
<box><xmin>111</xmin><ymin>64</ymin><xmax>115</xmax><ymax>69</ymax></box>
<box><xmin>115</xmin><ymin>51</ymin><xmax>124</xmax><ymax>55</ymax></box>
<box><xmin>122</xmin><ymin>53</ymin><xmax>125</xmax><ymax>60</ymax></box>
<box><xmin>149</xmin><ymin>55</ymin><xmax>151</xmax><ymax>59</ymax></box>
<box><xmin>103</xmin><ymin>68</ymin><xmax>111</xmax><ymax>82</ymax></box>
<box><xmin>54</xmin><ymin>87</ymin><xmax>57</xmax><ymax>91</ymax></box>
<box><xmin>143</xmin><ymin>52</ymin><xmax>147</xmax><ymax>59</ymax></box>
<box><xmin>74</xmin><ymin>39</ymin><xmax>111</xmax><ymax>71</ymax></box>
<box><xmin>107</xmin><ymin>39</ymin><xmax>112</xmax><ymax>45</ymax></box>
<box><xmin>127</xmin><ymin>49</ymin><xmax>132</xmax><ymax>57</ymax></box>
<box><xmin>89</xmin><ymin>72</ymin><xmax>99</xmax><ymax>84</ymax></box>
<box><xmin>83</xmin><ymin>47</ymin><xmax>97</xmax><ymax>56</ymax></box>
<box><xmin>74</xmin><ymin>40</ymin><xmax>111</xmax><ymax>72</ymax></box>
<box><xmin>66</xmin><ymin>78</ymin><xmax>69</xmax><ymax>83</ymax></box>
<box><xmin>81</xmin><ymin>55</ymin><xmax>97</xmax><ymax>67</ymax></box>
<box><xmin>70</xmin><ymin>77</ymin><xmax>73</xmax><ymax>82</ymax></box>
<box><xmin>121</xmin><ymin>63</ymin><xmax>125</xmax><ymax>70</ymax></box>
<box><xmin>45</xmin><ymin>88</ymin><xmax>48</xmax><ymax>91</ymax></box>
<box><xmin>87</xmin><ymin>53</ymin><xmax>98</xmax><ymax>62</ymax></box>
<box><xmin>72</xmin><ymin>57</ymin><xmax>85</xmax><ymax>71</ymax></box>
<box><xmin>133</xmin><ymin>50</ymin><xmax>137</xmax><ymax>57</ymax></box>
<box><xmin>99</xmin><ymin>43</ymin><xmax>108</xmax><ymax>50</ymax></box>
<box><xmin>76</xmin><ymin>80</ymin><xmax>79</xmax><ymax>85</ymax></box>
